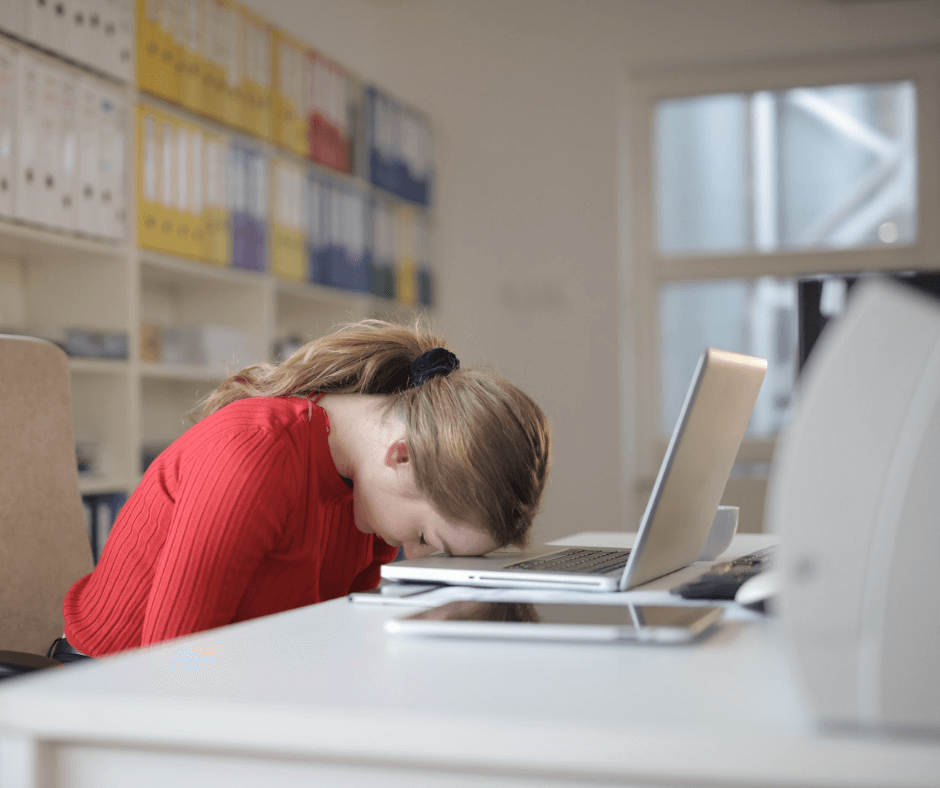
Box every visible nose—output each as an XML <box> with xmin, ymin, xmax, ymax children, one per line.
<box><xmin>402</xmin><ymin>542</ymin><xmax>437</xmax><ymax>560</ymax></box>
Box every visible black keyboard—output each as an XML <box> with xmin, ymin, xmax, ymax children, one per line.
<box><xmin>672</xmin><ymin>546</ymin><xmax>777</xmax><ymax>600</ymax></box>
<box><xmin>506</xmin><ymin>548</ymin><xmax>631</xmax><ymax>575</ymax></box>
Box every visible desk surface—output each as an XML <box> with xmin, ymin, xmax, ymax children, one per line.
<box><xmin>1</xmin><ymin>533</ymin><xmax>938</xmax><ymax>788</ymax></box>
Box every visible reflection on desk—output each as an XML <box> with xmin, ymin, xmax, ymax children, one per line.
<box><xmin>0</xmin><ymin>532</ymin><xmax>937</xmax><ymax>788</ymax></box>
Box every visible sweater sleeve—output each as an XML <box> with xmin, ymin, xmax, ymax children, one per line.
<box><xmin>142</xmin><ymin>425</ymin><xmax>302</xmax><ymax>646</ymax></box>
<box><xmin>347</xmin><ymin>540</ymin><xmax>399</xmax><ymax>593</ymax></box>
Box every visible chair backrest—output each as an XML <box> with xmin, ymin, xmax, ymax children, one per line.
<box><xmin>0</xmin><ymin>336</ymin><xmax>94</xmax><ymax>654</ymax></box>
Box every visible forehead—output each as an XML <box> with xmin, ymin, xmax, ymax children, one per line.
<box><xmin>433</xmin><ymin>513</ymin><xmax>499</xmax><ymax>556</ymax></box>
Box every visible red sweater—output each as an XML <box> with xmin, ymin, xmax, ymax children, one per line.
<box><xmin>63</xmin><ymin>396</ymin><xmax>396</xmax><ymax>657</ymax></box>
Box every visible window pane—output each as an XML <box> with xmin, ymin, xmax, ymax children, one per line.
<box><xmin>659</xmin><ymin>278</ymin><xmax>798</xmax><ymax>437</ymax></box>
<box><xmin>656</xmin><ymin>95</ymin><xmax>749</xmax><ymax>255</ymax></box>
<box><xmin>655</xmin><ymin>81</ymin><xmax>917</xmax><ymax>256</ymax></box>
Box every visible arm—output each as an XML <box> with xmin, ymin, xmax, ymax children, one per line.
<box><xmin>142</xmin><ymin>426</ymin><xmax>302</xmax><ymax>646</ymax></box>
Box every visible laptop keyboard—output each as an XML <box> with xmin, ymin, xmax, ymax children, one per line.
<box><xmin>506</xmin><ymin>548</ymin><xmax>631</xmax><ymax>575</ymax></box>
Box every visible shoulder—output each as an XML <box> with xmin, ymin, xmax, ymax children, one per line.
<box><xmin>202</xmin><ymin>396</ymin><xmax>312</xmax><ymax>434</ymax></box>
<box><xmin>181</xmin><ymin>397</ymin><xmax>318</xmax><ymax>465</ymax></box>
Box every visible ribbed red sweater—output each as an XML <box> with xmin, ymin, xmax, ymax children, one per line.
<box><xmin>63</xmin><ymin>396</ymin><xmax>396</xmax><ymax>657</ymax></box>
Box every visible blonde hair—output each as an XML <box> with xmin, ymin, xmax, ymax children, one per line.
<box><xmin>197</xmin><ymin>319</ymin><xmax>552</xmax><ymax>548</ymax></box>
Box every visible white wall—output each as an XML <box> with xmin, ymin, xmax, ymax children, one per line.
<box><xmin>241</xmin><ymin>0</ymin><xmax>940</xmax><ymax>543</ymax></box>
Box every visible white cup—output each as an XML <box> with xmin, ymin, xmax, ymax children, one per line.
<box><xmin>698</xmin><ymin>505</ymin><xmax>740</xmax><ymax>562</ymax></box>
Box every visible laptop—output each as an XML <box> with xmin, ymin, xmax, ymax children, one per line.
<box><xmin>381</xmin><ymin>348</ymin><xmax>768</xmax><ymax>592</ymax></box>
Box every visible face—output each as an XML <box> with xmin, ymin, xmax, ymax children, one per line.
<box><xmin>351</xmin><ymin>442</ymin><xmax>499</xmax><ymax>559</ymax></box>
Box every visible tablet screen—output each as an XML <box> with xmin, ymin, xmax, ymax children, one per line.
<box><xmin>388</xmin><ymin>601</ymin><xmax>723</xmax><ymax>643</ymax></box>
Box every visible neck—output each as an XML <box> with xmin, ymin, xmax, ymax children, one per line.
<box><xmin>316</xmin><ymin>394</ymin><xmax>397</xmax><ymax>483</ymax></box>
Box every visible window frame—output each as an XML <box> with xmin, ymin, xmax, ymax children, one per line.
<box><xmin>626</xmin><ymin>47</ymin><xmax>940</xmax><ymax>488</ymax></box>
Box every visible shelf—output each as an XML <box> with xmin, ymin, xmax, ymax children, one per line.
<box><xmin>0</xmin><ymin>218</ymin><xmax>127</xmax><ymax>265</ymax></box>
<box><xmin>140</xmin><ymin>363</ymin><xmax>229</xmax><ymax>383</ymax></box>
<box><xmin>273</xmin><ymin>277</ymin><xmax>379</xmax><ymax>308</ymax></box>
<box><xmin>139</xmin><ymin>251</ymin><xmax>267</xmax><ymax>287</ymax></box>
<box><xmin>69</xmin><ymin>358</ymin><xmax>130</xmax><ymax>375</ymax></box>
<box><xmin>78</xmin><ymin>475</ymin><xmax>133</xmax><ymax>495</ymax></box>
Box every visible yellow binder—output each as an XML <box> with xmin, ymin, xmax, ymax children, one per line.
<box><xmin>272</xmin><ymin>29</ymin><xmax>309</xmax><ymax>158</ymax></box>
<box><xmin>269</xmin><ymin>158</ymin><xmax>307</xmax><ymax>280</ymax></box>
<box><xmin>135</xmin><ymin>0</ymin><xmax>182</xmax><ymax>104</ymax></box>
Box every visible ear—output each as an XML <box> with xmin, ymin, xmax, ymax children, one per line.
<box><xmin>384</xmin><ymin>439</ymin><xmax>410</xmax><ymax>467</ymax></box>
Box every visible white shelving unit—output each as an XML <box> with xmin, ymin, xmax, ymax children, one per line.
<box><xmin>0</xmin><ymin>38</ymin><xmax>427</xmax><ymax>500</ymax></box>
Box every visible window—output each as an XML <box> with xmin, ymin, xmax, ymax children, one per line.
<box><xmin>627</xmin><ymin>50</ymin><xmax>940</xmax><ymax>527</ymax></box>
<box><xmin>656</xmin><ymin>81</ymin><xmax>917</xmax><ymax>257</ymax></box>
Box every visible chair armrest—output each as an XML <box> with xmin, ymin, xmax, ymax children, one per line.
<box><xmin>0</xmin><ymin>650</ymin><xmax>62</xmax><ymax>678</ymax></box>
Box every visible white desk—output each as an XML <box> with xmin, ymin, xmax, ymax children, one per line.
<box><xmin>0</xmin><ymin>533</ymin><xmax>938</xmax><ymax>788</ymax></box>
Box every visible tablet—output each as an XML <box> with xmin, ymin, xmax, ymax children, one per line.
<box><xmin>384</xmin><ymin>601</ymin><xmax>723</xmax><ymax>644</ymax></box>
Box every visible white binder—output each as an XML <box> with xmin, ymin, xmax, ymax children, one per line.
<box><xmin>97</xmin><ymin>84</ymin><xmax>126</xmax><ymax>240</ymax></box>
<box><xmin>0</xmin><ymin>41</ymin><xmax>16</xmax><ymax>220</ymax></box>
<box><xmin>62</xmin><ymin>0</ymin><xmax>86</xmax><ymax>67</ymax></box>
<box><xmin>14</xmin><ymin>52</ymin><xmax>43</xmax><ymax>226</ymax></box>
<box><xmin>35</xmin><ymin>0</ymin><xmax>72</xmax><ymax>60</ymax></box>
<box><xmin>98</xmin><ymin>0</ymin><xmax>133</xmax><ymax>82</ymax></box>
<box><xmin>76</xmin><ymin>77</ymin><xmax>101</xmax><ymax>236</ymax></box>
<box><xmin>67</xmin><ymin>0</ymin><xmax>95</xmax><ymax>73</ymax></box>
<box><xmin>81</xmin><ymin>0</ymin><xmax>105</xmax><ymax>74</ymax></box>
<box><xmin>56</xmin><ymin>69</ymin><xmax>78</xmax><ymax>232</ymax></box>
<box><xmin>0</xmin><ymin>0</ymin><xmax>28</xmax><ymax>39</ymax></box>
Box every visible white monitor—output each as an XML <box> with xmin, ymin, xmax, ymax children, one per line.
<box><xmin>767</xmin><ymin>277</ymin><xmax>940</xmax><ymax>736</ymax></box>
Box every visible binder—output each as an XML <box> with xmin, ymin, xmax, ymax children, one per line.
<box><xmin>182</xmin><ymin>121</ymin><xmax>203</xmax><ymax>258</ymax></box>
<box><xmin>201</xmin><ymin>0</ymin><xmax>228</xmax><ymax>122</ymax></box>
<box><xmin>230</xmin><ymin>141</ymin><xmax>261</xmax><ymax>270</ymax></box>
<box><xmin>64</xmin><ymin>0</ymin><xmax>90</xmax><ymax>69</ymax></box>
<box><xmin>56</xmin><ymin>69</ymin><xmax>78</xmax><ymax>232</ymax></box>
<box><xmin>116</xmin><ymin>0</ymin><xmax>135</xmax><ymax>82</ymax></box>
<box><xmin>26</xmin><ymin>0</ymin><xmax>70</xmax><ymax>61</ymax></box>
<box><xmin>325</xmin><ymin>182</ymin><xmax>343</xmax><ymax>288</ymax></box>
<box><xmin>112</xmin><ymin>0</ymin><xmax>135</xmax><ymax>82</ymax></box>
<box><xmin>367</xmin><ymin>197</ymin><xmax>395</xmax><ymax>300</ymax></box>
<box><xmin>136</xmin><ymin>105</ymin><xmax>163</xmax><ymax>250</ymax></box>
<box><xmin>32</xmin><ymin>59</ymin><xmax>62</xmax><ymax>229</ymax></box>
<box><xmin>415</xmin><ymin>211</ymin><xmax>432</xmax><ymax>306</ymax></box>
<box><xmin>135</xmin><ymin>0</ymin><xmax>181</xmax><ymax>103</ymax></box>
<box><xmin>83</xmin><ymin>0</ymin><xmax>106</xmax><ymax>73</ymax></box>
<box><xmin>323</xmin><ymin>180</ymin><xmax>340</xmax><ymax>286</ymax></box>
<box><xmin>401</xmin><ymin>108</ymin><xmax>433</xmax><ymax>207</ymax></box>
<box><xmin>243</xmin><ymin>146</ymin><xmax>267</xmax><ymax>271</ymax></box>
<box><xmin>76</xmin><ymin>77</ymin><xmax>101</xmax><ymax>236</ymax></box>
<box><xmin>394</xmin><ymin>203</ymin><xmax>417</xmax><ymax>307</ymax></box>
<box><xmin>238</xmin><ymin>5</ymin><xmax>272</xmax><ymax>141</ymax></box>
<box><xmin>346</xmin><ymin>185</ymin><xmax>369</xmax><ymax>293</ymax></box>
<box><xmin>203</xmin><ymin>130</ymin><xmax>230</xmax><ymax>265</ymax></box>
<box><xmin>0</xmin><ymin>41</ymin><xmax>16</xmax><ymax>220</ymax></box>
<box><xmin>13</xmin><ymin>51</ymin><xmax>38</xmax><ymax>225</ymax></box>
<box><xmin>0</xmin><ymin>0</ymin><xmax>28</xmax><ymax>39</ymax></box>
<box><xmin>52</xmin><ymin>0</ymin><xmax>73</xmax><ymax>61</ymax></box>
<box><xmin>160</xmin><ymin>113</ymin><xmax>182</xmax><ymax>254</ymax></box>
<box><xmin>272</xmin><ymin>29</ymin><xmax>307</xmax><ymax>157</ymax></box>
<box><xmin>219</xmin><ymin>0</ymin><xmax>241</xmax><ymax>130</ymax></box>
<box><xmin>92</xmin><ymin>0</ymin><xmax>133</xmax><ymax>82</ymax></box>
<box><xmin>269</xmin><ymin>158</ymin><xmax>306</xmax><ymax>280</ymax></box>
<box><xmin>179</xmin><ymin>0</ymin><xmax>205</xmax><ymax>113</ymax></box>
<box><xmin>97</xmin><ymin>84</ymin><xmax>127</xmax><ymax>241</ymax></box>
<box><xmin>136</xmin><ymin>0</ymin><xmax>171</xmax><ymax>101</ymax></box>
<box><xmin>310</xmin><ymin>53</ymin><xmax>348</xmax><ymax>173</ymax></box>
<box><xmin>305</xmin><ymin>172</ymin><xmax>326</xmax><ymax>285</ymax></box>
<box><xmin>365</xmin><ymin>85</ymin><xmax>400</xmax><ymax>196</ymax></box>
<box><xmin>172</xmin><ymin>120</ymin><xmax>194</xmax><ymax>256</ymax></box>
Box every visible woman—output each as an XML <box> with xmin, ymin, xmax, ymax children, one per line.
<box><xmin>62</xmin><ymin>320</ymin><xmax>552</xmax><ymax>657</ymax></box>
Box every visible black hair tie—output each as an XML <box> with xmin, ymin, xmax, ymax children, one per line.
<box><xmin>411</xmin><ymin>347</ymin><xmax>460</xmax><ymax>387</ymax></box>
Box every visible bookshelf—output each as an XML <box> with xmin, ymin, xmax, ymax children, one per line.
<box><xmin>0</xmin><ymin>5</ymin><xmax>434</xmax><ymax>525</ymax></box>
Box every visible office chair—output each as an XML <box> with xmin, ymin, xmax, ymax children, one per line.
<box><xmin>0</xmin><ymin>335</ymin><xmax>95</xmax><ymax>678</ymax></box>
